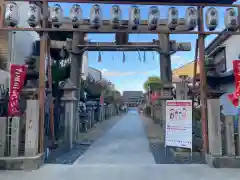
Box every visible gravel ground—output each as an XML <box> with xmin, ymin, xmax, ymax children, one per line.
<box><xmin>45</xmin><ymin>114</ymin><xmax>124</xmax><ymax>164</ymax></box>
<box><xmin>140</xmin><ymin>115</ymin><xmax>206</xmax><ymax>164</ymax></box>
<box><xmin>150</xmin><ymin>142</ymin><xmax>206</xmax><ymax>164</ymax></box>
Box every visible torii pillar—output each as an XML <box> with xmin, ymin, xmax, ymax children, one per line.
<box><xmin>158</xmin><ymin>34</ymin><xmax>173</xmax><ymax>124</ymax></box>
<box><xmin>67</xmin><ymin>32</ymin><xmax>85</xmax><ymax>142</ymax></box>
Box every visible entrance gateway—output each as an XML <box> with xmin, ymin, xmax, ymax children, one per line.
<box><xmin>0</xmin><ymin>0</ymin><xmax>238</xmax><ymax>158</ymax></box>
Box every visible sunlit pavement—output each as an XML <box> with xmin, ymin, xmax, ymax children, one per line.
<box><xmin>74</xmin><ymin>110</ymin><xmax>155</xmax><ymax>164</ymax></box>
<box><xmin>1</xmin><ymin>111</ymin><xmax>240</xmax><ymax>180</ymax></box>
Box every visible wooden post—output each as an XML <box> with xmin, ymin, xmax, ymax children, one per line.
<box><xmin>38</xmin><ymin>1</ymin><xmax>48</xmax><ymax>153</ymax></box>
<box><xmin>207</xmin><ymin>99</ymin><xmax>222</xmax><ymax>156</ymax></box>
<box><xmin>198</xmin><ymin>6</ymin><xmax>209</xmax><ymax>153</ymax></box>
<box><xmin>47</xmin><ymin>39</ymin><xmax>55</xmax><ymax>143</ymax></box>
<box><xmin>225</xmin><ymin>116</ymin><xmax>235</xmax><ymax>156</ymax></box>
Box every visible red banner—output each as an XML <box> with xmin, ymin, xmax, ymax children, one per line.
<box><xmin>8</xmin><ymin>64</ymin><xmax>27</xmax><ymax>116</ymax></box>
<box><xmin>151</xmin><ymin>91</ymin><xmax>160</xmax><ymax>103</ymax></box>
<box><xmin>228</xmin><ymin>60</ymin><xmax>240</xmax><ymax>107</ymax></box>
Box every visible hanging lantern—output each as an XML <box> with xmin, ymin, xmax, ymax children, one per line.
<box><xmin>122</xmin><ymin>50</ymin><xmax>126</xmax><ymax>63</ymax></box>
<box><xmin>110</xmin><ymin>5</ymin><xmax>121</xmax><ymax>29</ymax></box>
<box><xmin>185</xmin><ymin>7</ymin><xmax>197</xmax><ymax>31</ymax></box>
<box><xmin>70</xmin><ymin>4</ymin><xmax>82</xmax><ymax>28</ymax></box>
<box><xmin>27</xmin><ymin>2</ymin><xmax>41</xmax><ymax>27</ymax></box>
<box><xmin>129</xmin><ymin>6</ymin><xmax>140</xmax><ymax>30</ymax></box>
<box><xmin>205</xmin><ymin>7</ymin><xmax>218</xmax><ymax>31</ymax></box>
<box><xmin>90</xmin><ymin>4</ymin><xmax>102</xmax><ymax>29</ymax></box>
<box><xmin>224</xmin><ymin>8</ymin><xmax>238</xmax><ymax>31</ymax></box>
<box><xmin>148</xmin><ymin>6</ymin><xmax>159</xmax><ymax>31</ymax></box>
<box><xmin>50</xmin><ymin>4</ymin><xmax>63</xmax><ymax>28</ymax></box>
<box><xmin>168</xmin><ymin>7</ymin><xmax>178</xmax><ymax>30</ymax></box>
<box><xmin>4</xmin><ymin>2</ymin><xmax>19</xmax><ymax>27</ymax></box>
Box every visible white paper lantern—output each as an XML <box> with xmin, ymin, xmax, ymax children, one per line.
<box><xmin>205</xmin><ymin>7</ymin><xmax>218</xmax><ymax>31</ymax></box>
<box><xmin>27</xmin><ymin>2</ymin><xmax>41</xmax><ymax>27</ymax></box>
<box><xmin>110</xmin><ymin>5</ymin><xmax>121</xmax><ymax>29</ymax></box>
<box><xmin>50</xmin><ymin>4</ymin><xmax>63</xmax><ymax>28</ymax></box>
<box><xmin>185</xmin><ymin>7</ymin><xmax>197</xmax><ymax>31</ymax></box>
<box><xmin>129</xmin><ymin>6</ymin><xmax>140</xmax><ymax>30</ymax></box>
<box><xmin>90</xmin><ymin>4</ymin><xmax>102</xmax><ymax>29</ymax></box>
<box><xmin>148</xmin><ymin>6</ymin><xmax>159</xmax><ymax>30</ymax></box>
<box><xmin>224</xmin><ymin>8</ymin><xmax>238</xmax><ymax>31</ymax></box>
<box><xmin>70</xmin><ymin>4</ymin><xmax>82</xmax><ymax>28</ymax></box>
<box><xmin>168</xmin><ymin>7</ymin><xmax>178</xmax><ymax>30</ymax></box>
<box><xmin>4</xmin><ymin>2</ymin><xmax>19</xmax><ymax>27</ymax></box>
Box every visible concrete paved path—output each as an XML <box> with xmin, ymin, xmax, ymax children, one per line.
<box><xmin>2</xmin><ymin>112</ymin><xmax>240</xmax><ymax>180</ymax></box>
<box><xmin>75</xmin><ymin>111</ymin><xmax>155</xmax><ymax>164</ymax></box>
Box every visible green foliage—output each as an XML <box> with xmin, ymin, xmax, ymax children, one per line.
<box><xmin>143</xmin><ymin>76</ymin><xmax>162</xmax><ymax>92</ymax></box>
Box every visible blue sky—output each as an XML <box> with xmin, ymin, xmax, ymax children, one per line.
<box><xmin>50</xmin><ymin>2</ymin><xmax>239</xmax><ymax>93</ymax></box>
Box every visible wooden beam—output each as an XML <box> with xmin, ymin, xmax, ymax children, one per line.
<box><xmin>4</xmin><ymin>0</ymin><xmax>237</xmax><ymax>7</ymax></box>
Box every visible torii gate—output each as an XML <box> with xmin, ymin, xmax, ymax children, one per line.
<box><xmin>0</xmin><ymin>0</ymin><xmax>238</xmax><ymax>156</ymax></box>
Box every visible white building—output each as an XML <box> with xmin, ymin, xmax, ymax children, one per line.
<box><xmin>205</xmin><ymin>30</ymin><xmax>239</xmax><ymax>115</ymax></box>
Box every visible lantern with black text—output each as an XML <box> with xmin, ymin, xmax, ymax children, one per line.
<box><xmin>129</xmin><ymin>6</ymin><xmax>140</xmax><ymax>30</ymax></box>
<box><xmin>224</xmin><ymin>8</ymin><xmax>238</xmax><ymax>31</ymax></box>
<box><xmin>205</xmin><ymin>7</ymin><xmax>218</xmax><ymax>31</ymax></box>
<box><xmin>148</xmin><ymin>6</ymin><xmax>159</xmax><ymax>30</ymax></box>
<box><xmin>27</xmin><ymin>2</ymin><xmax>41</xmax><ymax>27</ymax></box>
<box><xmin>4</xmin><ymin>2</ymin><xmax>19</xmax><ymax>27</ymax></box>
<box><xmin>70</xmin><ymin>4</ymin><xmax>82</xmax><ymax>28</ymax></box>
<box><xmin>185</xmin><ymin>7</ymin><xmax>197</xmax><ymax>31</ymax></box>
<box><xmin>110</xmin><ymin>5</ymin><xmax>121</xmax><ymax>29</ymax></box>
<box><xmin>168</xmin><ymin>7</ymin><xmax>178</xmax><ymax>30</ymax></box>
<box><xmin>90</xmin><ymin>4</ymin><xmax>102</xmax><ymax>29</ymax></box>
<box><xmin>50</xmin><ymin>4</ymin><xmax>63</xmax><ymax>28</ymax></box>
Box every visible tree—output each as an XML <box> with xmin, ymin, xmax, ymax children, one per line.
<box><xmin>143</xmin><ymin>76</ymin><xmax>162</xmax><ymax>92</ymax></box>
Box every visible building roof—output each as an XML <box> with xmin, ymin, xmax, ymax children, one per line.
<box><xmin>122</xmin><ymin>91</ymin><xmax>143</xmax><ymax>101</ymax></box>
<box><xmin>172</xmin><ymin>61</ymin><xmax>199</xmax><ymax>80</ymax></box>
<box><xmin>205</xmin><ymin>29</ymin><xmax>231</xmax><ymax>55</ymax></box>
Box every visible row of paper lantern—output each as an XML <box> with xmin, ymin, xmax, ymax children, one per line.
<box><xmin>4</xmin><ymin>2</ymin><xmax>239</xmax><ymax>31</ymax></box>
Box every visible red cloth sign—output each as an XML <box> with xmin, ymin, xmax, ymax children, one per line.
<box><xmin>228</xmin><ymin>60</ymin><xmax>240</xmax><ymax>107</ymax></box>
<box><xmin>8</xmin><ymin>64</ymin><xmax>27</xmax><ymax>116</ymax></box>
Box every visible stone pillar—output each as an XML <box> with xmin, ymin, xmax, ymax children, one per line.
<box><xmin>21</xmin><ymin>88</ymin><xmax>40</xmax><ymax>157</ymax></box>
<box><xmin>159</xmin><ymin>34</ymin><xmax>172</xmax><ymax>83</ymax></box>
<box><xmin>68</xmin><ymin>32</ymin><xmax>85</xmax><ymax>141</ymax></box>
<box><xmin>61</xmin><ymin>79</ymin><xmax>77</xmax><ymax>149</ymax></box>
<box><xmin>207</xmin><ymin>99</ymin><xmax>222</xmax><ymax>156</ymax></box>
<box><xmin>0</xmin><ymin>117</ymin><xmax>7</xmax><ymax>156</ymax></box>
<box><xmin>175</xmin><ymin>82</ymin><xmax>188</xmax><ymax>100</ymax></box>
<box><xmin>25</xmin><ymin>99</ymin><xmax>39</xmax><ymax>156</ymax></box>
<box><xmin>159</xmin><ymin>84</ymin><xmax>173</xmax><ymax>126</ymax></box>
<box><xmin>10</xmin><ymin>116</ymin><xmax>20</xmax><ymax>157</ymax></box>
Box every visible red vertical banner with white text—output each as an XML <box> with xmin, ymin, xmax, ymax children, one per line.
<box><xmin>8</xmin><ymin>64</ymin><xmax>27</xmax><ymax>116</ymax></box>
<box><xmin>228</xmin><ymin>60</ymin><xmax>240</xmax><ymax>107</ymax></box>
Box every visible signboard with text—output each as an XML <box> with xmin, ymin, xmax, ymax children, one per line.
<box><xmin>165</xmin><ymin>100</ymin><xmax>192</xmax><ymax>149</ymax></box>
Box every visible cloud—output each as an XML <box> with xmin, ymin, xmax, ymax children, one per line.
<box><xmin>101</xmin><ymin>70</ymin><xmax>149</xmax><ymax>77</ymax></box>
